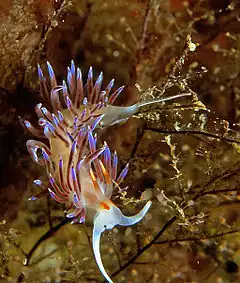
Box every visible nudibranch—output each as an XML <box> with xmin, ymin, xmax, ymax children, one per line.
<box><xmin>24</xmin><ymin>61</ymin><xmax>153</xmax><ymax>282</ymax></box>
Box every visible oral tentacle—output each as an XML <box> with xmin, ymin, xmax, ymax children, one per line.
<box><xmin>119</xmin><ymin>200</ymin><xmax>152</xmax><ymax>226</ymax></box>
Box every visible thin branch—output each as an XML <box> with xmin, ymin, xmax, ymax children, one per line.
<box><xmin>196</xmin><ymin>187</ymin><xmax>240</xmax><ymax>198</ymax></box>
<box><xmin>135</xmin><ymin>226</ymin><xmax>141</xmax><ymax>252</ymax></box>
<box><xmin>219</xmin><ymin>200</ymin><xmax>240</xmax><ymax>206</ymax></box>
<box><xmin>192</xmin><ymin>165</ymin><xmax>240</xmax><ymax>201</ymax></box>
<box><xmin>102</xmin><ymin>216</ymin><xmax>177</xmax><ymax>282</ymax></box>
<box><xmin>83</xmin><ymin>226</ymin><xmax>92</xmax><ymax>251</ymax></box>
<box><xmin>46</xmin><ymin>195</ymin><xmax>53</xmax><ymax>229</ymax></box>
<box><xmin>136</xmin><ymin>0</ymin><xmax>152</xmax><ymax>65</ymax></box>
<box><xmin>27</xmin><ymin>0</ymin><xmax>93</xmax><ymax>71</ymax></box>
<box><xmin>24</xmin><ymin>217</ymin><xmax>71</xmax><ymax>266</ymax></box>
<box><xmin>128</xmin><ymin>126</ymin><xmax>145</xmax><ymax>163</ymax></box>
<box><xmin>27</xmin><ymin>0</ymin><xmax>70</xmax><ymax>68</ymax></box>
<box><xmin>28</xmin><ymin>248</ymin><xmax>59</xmax><ymax>266</ymax></box>
<box><xmin>145</xmin><ymin>127</ymin><xmax>240</xmax><ymax>144</ymax></box>
<box><xmin>155</xmin><ymin>229</ymin><xmax>240</xmax><ymax>245</ymax></box>
<box><xmin>7</xmin><ymin>240</ymin><xmax>27</xmax><ymax>257</ymax></box>
<box><xmin>113</xmin><ymin>245</ymin><xmax>122</xmax><ymax>269</ymax></box>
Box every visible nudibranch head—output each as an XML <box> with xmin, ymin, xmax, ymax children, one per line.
<box><xmin>24</xmin><ymin>61</ymin><xmax>152</xmax><ymax>283</ymax></box>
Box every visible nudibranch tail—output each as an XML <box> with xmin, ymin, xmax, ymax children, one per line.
<box><xmin>93</xmin><ymin>201</ymin><xmax>152</xmax><ymax>283</ymax></box>
<box><xmin>136</xmin><ymin>92</ymin><xmax>192</xmax><ymax>109</ymax></box>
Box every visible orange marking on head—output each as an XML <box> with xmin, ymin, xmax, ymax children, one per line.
<box><xmin>100</xmin><ymin>201</ymin><xmax>110</xmax><ymax>210</ymax></box>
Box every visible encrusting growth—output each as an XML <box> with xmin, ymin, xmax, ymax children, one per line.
<box><xmin>24</xmin><ymin>61</ymin><xmax>153</xmax><ymax>282</ymax></box>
